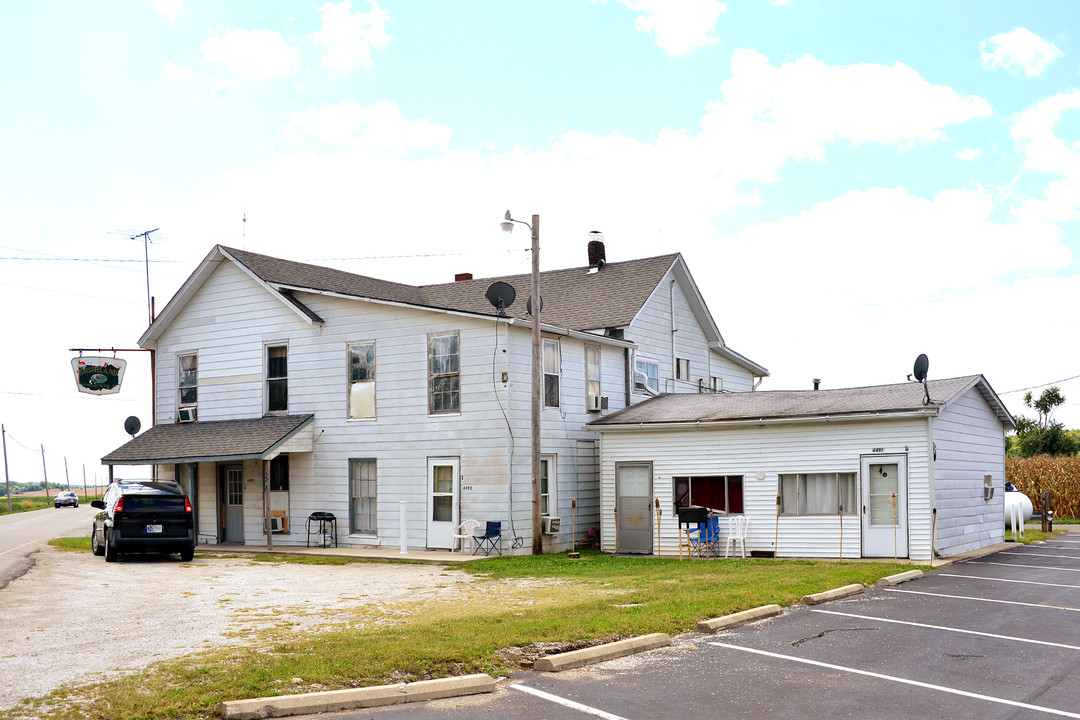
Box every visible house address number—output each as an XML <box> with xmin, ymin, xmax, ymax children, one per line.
<box><xmin>871</xmin><ymin>448</ymin><xmax>885</xmax><ymax>453</ymax></box>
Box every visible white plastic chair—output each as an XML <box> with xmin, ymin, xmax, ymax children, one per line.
<box><xmin>725</xmin><ymin>515</ymin><xmax>749</xmax><ymax>558</ymax></box>
<box><xmin>452</xmin><ymin>519</ymin><xmax>482</xmax><ymax>553</ymax></box>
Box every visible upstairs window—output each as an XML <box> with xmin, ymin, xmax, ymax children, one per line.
<box><xmin>267</xmin><ymin>345</ymin><xmax>288</xmax><ymax>413</ymax></box>
<box><xmin>543</xmin><ymin>339</ymin><xmax>560</xmax><ymax>407</ymax></box>
<box><xmin>348</xmin><ymin>341</ymin><xmax>376</xmax><ymax>419</ymax></box>
<box><xmin>178</xmin><ymin>354</ymin><xmax>198</xmax><ymax>410</ymax></box>
<box><xmin>634</xmin><ymin>357</ymin><xmax>659</xmax><ymax>393</ymax></box>
<box><xmin>711</xmin><ymin>376</ymin><xmax>722</xmax><ymax>393</ymax></box>
<box><xmin>676</xmin><ymin>358</ymin><xmax>690</xmax><ymax>380</ymax></box>
<box><xmin>428</xmin><ymin>332</ymin><xmax>460</xmax><ymax>414</ymax></box>
<box><xmin>585</xmin><ymin>345</ymin><xmax>601</xmax><ymax>405</ymax></box>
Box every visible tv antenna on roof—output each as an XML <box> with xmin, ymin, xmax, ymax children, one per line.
<box><xmin>485</xmin><ymin>281</ymin><xmax>516</xmax><ymax>317</ymax></box>
<box><xmin>912</xmin><ymin>353</ymin><xmax>932</xmax><ymax>405</ymax></box>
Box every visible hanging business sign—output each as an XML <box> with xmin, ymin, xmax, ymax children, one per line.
<box><xmin>71</xmin><ymin>356</ymin><xmax>127</xmax><ymax>395</ymax></box>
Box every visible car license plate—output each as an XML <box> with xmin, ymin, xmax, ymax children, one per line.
<box><xmin>146</xmin><ymin>524</ymin><xmax>163</xmax><ymax>533</ymax></box>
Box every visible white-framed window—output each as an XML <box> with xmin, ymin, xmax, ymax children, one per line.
<box><xmin>428</xmin><ymin>331</ymin><xmax>460</xmax><ymax>414</ymax></box>
<box><xmin>634</xmin><ymin>356</ymin><xmax>659</xmax><ymax>393</ymax></box>
<box><xmin>269</xmin><ymin>455</ymin><xmax>289</xmax><ymax>492</ymax></box>
<box><xmin>779</xmin><ymin>473</ymin><xmax>857</xmax><ymax>515</ymax></box>
<box><xmin>267</xmin><ymin>344</ymin><xmax>288</xmax><ymax>413</ymax></box>
<box><xmin>585</xmin><ymin>344</ymin><xmax>601</xmax><ymax>407</ymax></box>
<box><xmin>349</xmin><ymin>458</ymin><xmax>377</xmax><ymax>535</ymax></box>
<box><xmin>348</xmin><ymin>341</ymin><xmax>376</xmax><ymax>420</ymax></box>
<box><xmin>674</xmin><ymin>475</ymin><xmax>744</xmax><ymax>514</ymax></box>
<box><xmin>543</xmin><ymin>339</ymin><xmax>560</xmax><ymax>407</ymax></box>
<box><xmin>540</xmin><ymin>454</ymin><xmax>557</xmax><ymax>516</ymax></box>
<box><xmin>676</xmin><ymin>357</ymin><xmax>690</xmax><ymax>380</ymax></box>
<box><xmin>711</xmin><ymin>376</ymin><xmax>722</xmax><ymax>393</ymax></box>
<box><xmin>178</xmin><ymin>353</ymin><xmax>198</xmax><ymax>413</ymax></box>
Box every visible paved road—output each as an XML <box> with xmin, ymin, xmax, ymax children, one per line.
<box><xmin>325</xmin><ymin>535</ymin><xmax>1080</xmax><ymax>720</ymax></box>
<box><xmin>0</xmin><ymin>504</ymin><xmax>94</xmax><ymax>588</ymax></box>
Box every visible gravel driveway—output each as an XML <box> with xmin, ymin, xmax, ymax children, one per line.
<box><xmin>0</xmin><ymin>547</ymin><xmax>479</xmax><ymax>711</ymax></box>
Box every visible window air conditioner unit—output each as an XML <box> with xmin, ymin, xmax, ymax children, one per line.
<box><xmin>542</xmin><ymin>516</ymin><xmax>561</xmax><ymax>534</ymax></box>
<box><xmin>178</xmin><ymin>406</ymin><xmax>197</xmax><ymax>423</ymax></box>
<box><xmin>269</xmin><ymin>515</ymin><xmax>287</xmax><ymax>533</ymax></box>
<box><xmin>587</xmin><ymin>394</ymin><xmax>602</xmax><ymax>412</ymax></box>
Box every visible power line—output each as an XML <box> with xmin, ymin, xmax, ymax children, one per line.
<box><xmin>0</xmin><ymin>281</ymin><xmax>142</xmax><ymax>305</ymax></box>
<box><xmin>0</xmin><ymin>257</ymin><xmax>179</xmax><ymax>262</ymax></box>
<box><xmin>1000</xmin><ymin>373</ymin><xmax>1080</xmax><ymax>395</ymax></box>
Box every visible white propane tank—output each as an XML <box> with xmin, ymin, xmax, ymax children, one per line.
<box><xmin>1004</xmin><ymin>488</ymin><xmax>1033</xmax><ymax>527</ymax></box>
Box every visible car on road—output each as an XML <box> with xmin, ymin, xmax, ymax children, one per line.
<box><xmin>90</xmin><ymin>479</ymin><xmax>195</xmax><ymax>562</ymax></box>
<box><xmin>54</xmin><ymin>490</ymin><xmax>79</xmax><ymax>508</ymax></box>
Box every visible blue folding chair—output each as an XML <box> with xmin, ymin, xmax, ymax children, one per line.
<box><xmin>688</xmin><ymin>515</ymin><xmax>721</xmax><ymax>558</ymax></box>
<box><xmin>473</xmin><ymin>521</ymin><xmax>502</xmax><ymax>556</ymax></box>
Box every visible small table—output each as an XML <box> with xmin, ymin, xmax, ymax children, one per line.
<box><xmin>306</xmin><ymin>512</ymin><xmax>338</xmax><ymax>548</ymax></box>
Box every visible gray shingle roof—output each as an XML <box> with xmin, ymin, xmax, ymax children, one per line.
<box><xmin>590</xmin><ymin>376</ymin><xmax>1013</xmax><ymax>427</ymax></box>
<box><xmin>222</xmin><ymin>246</ymin><xmax>677</xmax><ymax>332</ymax></box>
<box><xmin>102</xmin><ymin>414</ymin><xmax>314</xmax><ymax>465</ymax></box>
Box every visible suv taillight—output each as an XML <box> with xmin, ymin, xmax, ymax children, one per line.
<box><xmin>184</xmin><ymin>498</ymin><xmax>193</xmax><ymax>513</ymax></box>
<box><xmin>114</xmin><ymin>497</ymin><xmax>124</xmax><ymax>513</ymax></box>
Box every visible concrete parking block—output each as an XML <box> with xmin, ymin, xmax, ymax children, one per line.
<box><xmin>876</xmin><ymin>570</ymin><xmax>924</xmax><ymax>587</ymax></box>
<box><xmin>696</xmin><ymin>604</ymin><xmax>783</xmax><ymax>633</ymax></box>
<box><xmin>801</xmin><ymin>583</ymin><xmax>864</xmax><ymax>605</ymax></box>
<box><xmin>533</xmin><ymin>633</ymin><xmax>671</xmax><ymax>672</ymax></box>
<box><xmin>219</xmin><ymin>674</ymin><xmax>495</xmax><ymax>719</ymax></box>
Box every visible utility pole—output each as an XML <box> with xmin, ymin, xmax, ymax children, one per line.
<box><xmin>130</xmin><ymin>228</ymin><xmax>159</xmax><ymax>326</ymax></box>
<box><xmin>2</xmin><ymin>425</ymin><xmax>11</xmax><ymax>512</ymax></box>
<box><xmin>64</xmin><ymin>457</ymin><xmax>71</xmax><ymax>490</ymax></box>
<box><xmin>40</xmin><ymin>444</ymin><xmax>50</xmax><ymax>501</ymax></box>
<box><xmin>82</xmin><ymin>464</ymin><xmax>88</xmax><ymax>503</ymax></box>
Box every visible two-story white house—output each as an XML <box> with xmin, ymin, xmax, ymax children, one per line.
<box><xmin>102</xmin><ymin>239</ymin><xmax>767</xmax><ymax>553</ymax></box>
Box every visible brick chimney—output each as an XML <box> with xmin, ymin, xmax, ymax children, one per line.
<box><xmin>587</xmin><ymin>231</ymin><xmax>606</xmax><ymax>269</ymax></box>
<box><xmin>454</xmin><ymin>273</ymin><xmax>473</xmax><ymax>282</ymax></box>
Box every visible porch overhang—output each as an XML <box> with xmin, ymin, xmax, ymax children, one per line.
<box><xmin>101</xmin><ymin>414</ymin><xmax>315</xmax><ymax>466</ymax></box>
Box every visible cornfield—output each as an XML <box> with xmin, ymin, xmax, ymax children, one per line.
<box><xmin>1006</xmin><ymin>455</ymin><xmax>1080</xmax><ymax>519</ymax></box>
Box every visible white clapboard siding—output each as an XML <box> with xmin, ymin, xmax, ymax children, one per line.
<box><xmin>599</xmin><ymin>417</ymin><xmax>933</xmax><ymax>561</ymax></box>
<box><xmin>931</xmin><ymin>383</ymin><xmax>1006</xmax><ymax>555</ymax></box>
<box><xmin>627</xmin><ymin>268</ymin><xmax>756</xmax><ymax>399</ymax></box>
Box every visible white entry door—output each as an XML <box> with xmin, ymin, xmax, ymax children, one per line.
<box><xmin>861</xmin><ymin>454</ymin><xmax>908</xmax><ymax>558</ymax></box>
<box><xmin>426</xmin><ymin>457</ymin><xmax>459</xmax><ymax>550</ymax></box>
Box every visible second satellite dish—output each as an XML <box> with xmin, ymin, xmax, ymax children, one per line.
<box><xmin>912</xmin><ymin>353</ymin><xmax>931</xmax><ymax>405</ymax></box>
<box><xmin>485</xmin><ymin>281</ymin><xmax>516</xmax><ymax>317</ymax></box>
<box><xmin>124</xmin><ymin>416</ymin><xmax>142</xmax><ymax>438</ymax></box>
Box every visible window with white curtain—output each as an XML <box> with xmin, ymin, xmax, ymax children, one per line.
<box><xmin>779</xmin><ymin>473</ymin><xmax>857</xmax><ymax>515</ymax></box>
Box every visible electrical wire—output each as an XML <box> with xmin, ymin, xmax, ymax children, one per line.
<box><xmin>0</xmin><ymin>282</ymin><xmax>142</xmax><ymax>305</ymax></box>
<box><xmin>492</xmin><ymin>316</ymin><xmax>523</xmax><ymax>548</ymax></box>
<box><xmin>999</xmin><ymin>373</ymin><xmax>1080</xmax><ymax>395</ymax></box>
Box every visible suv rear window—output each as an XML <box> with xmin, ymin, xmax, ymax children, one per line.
<box><xmin>122</xmin><ymin>496</ymin><xmax>187</xmax><ymax>512</ymax></box>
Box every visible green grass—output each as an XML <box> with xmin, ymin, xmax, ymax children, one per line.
<box><xmin>6</xmin><ymin>550</ymin><xmax>921</xmax><ymax>720</ymax></box>
<box><xmin>1006</xmin><ymin>527</ymin><xmax>1066</xmax><ymax>543</ymax></box>
<box><xmin>0</xmin><ymin>495</ymin><xmax>100</xmax><ymax>515</ymax></box>
<box><xmin>48</xmin><ymin>537</ymin><xmax>91</xmax><ymax>552</ymax></box>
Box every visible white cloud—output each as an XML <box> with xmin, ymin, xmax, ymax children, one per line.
<box><xmin>285</xmin><ymin>100</ymin><xmax>451</xmax><ymax>151</ymax></box>
<box><xmin>201</xmin><ymin>29</ymin><xmax>300</xmax><ymax>79</ymax></box>
<box><xmin>1011</xmin><ymin>89</ymin><xmax>1080</xmax><ymax>225</ymax></box>
<box><xmin>695</xmin><ymin>50</ymin><xmax>992</xmax><ymax>186</ymax></box>
<box><xmin>312</xmin><ymin>0</ymin><xmax>390</xmax><ymax>71</ymax></box>
<box><xmin>617</xmin><ymin>0</ymin><xmax>726</xmax><ymax>55</ymax></box>
<box><xmin>979</xmin><ymin>27</ymin><xmax>1063</xmax><ymax>77</ymax></box>
<box><xmin>956</xmin><ymin>147</ymin><xmax>982</xmax><ymax>161</ymax></box>
<box><xmin>154</xmin><ymin>0</ymin><xmax>182</xmax><ymax>21</ymax></box>
<box><xmin>161</xmin><ymin>61</ymin><xmax>192</xmax><ymax>83</ymax></box>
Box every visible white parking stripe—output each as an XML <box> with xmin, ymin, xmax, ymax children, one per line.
<box><xmin>885</xmin><ymin>588</ymin><xmax>1080</xmax><ymax>612</ymax></box>
<box><xmin>1000</xmin><ymin>552</ymin><xmax>1080</xmax><ymax>560</ymax></box>
<box><xmin>512</xmin><ymin>684</ymin><xmax>631</xmax><ymax>720</ymax></box>
<box><xmin>938</xmin><ymin>573</ymin><xmax>1080</xmax><ymax>589</ymax></box>
<box><xmin>810</xmin><ymin>609</ymin><xmax>1080</xmax><ymax>651</ymax></box>
<box><xmin>0</xmin><ymin>540</ymin><xmax>39</xmax><ymax>556</ymax></box>
<box><xmin>971</xmin><ymin>561</ymin><xmax>1080</xmax><ymax>574</ymax></box>
<box><xmin>709</xmin><ymin>642</ymin><xmax>1080</xmax><ymax>719</ymax></box>
<box><xmin>1019</xmin><ymin>546</ymin><xmax>1080</xmax><ymax>553</ymax></box>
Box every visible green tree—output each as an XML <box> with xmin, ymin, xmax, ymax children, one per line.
<box><xmin>1008</xmin><ymin>386</ymin><xmax>1079</xmax><ymax>457</ymax></box>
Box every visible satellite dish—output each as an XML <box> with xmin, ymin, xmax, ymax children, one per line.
<box><xmin>526</xmin><ymin>295</ymin><xmax>543</xmax><ymax>317</ymax></box>
<box><xmin>124</xmin><ymin>416</ymin><xmax>141</xmax><ymax>438</ymax></box>
<box><xmin>912</xmin><ymin>354</ymin><xmax>932</xmax><ymax>405</ymax></box>
<box><xmin>913</xmin><ymin>354</ymin><xmax>929</xmax><ymax>382</ymax></box>
<box><xmin>485</xmin><ymin>281</ymin><xmax>516</xmax><ymax>317</ymax></box>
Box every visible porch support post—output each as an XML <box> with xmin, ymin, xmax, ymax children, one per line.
<box><xmin>263</xmin><ymin>459</ymin><xmax>272</xmax><ymax>551</ymax></box>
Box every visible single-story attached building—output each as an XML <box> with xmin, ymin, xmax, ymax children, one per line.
<box><xmin>588</xmin><ymin>375</ymin><xmax>1015</xmax><ymax>562</ymax></box>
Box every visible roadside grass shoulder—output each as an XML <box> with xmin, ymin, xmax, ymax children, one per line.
<box><xmin>1006</xmin><ymin>528</ymin><xmax>1066</xmax><ymax>543</ymax></box>
<box><xmin>5</xmin><ymin>551</ymin><xmax>920</xmax><ymax>720</ymax></box>
<box><xmin>0</xmin><ymin>495</ymin><xmax>102</xmax><ymax>515</ymax></box>
<box><xmin>47</xmin><ymin>538</ymin><xmax>89</xmax><ymax>553</ymax></box>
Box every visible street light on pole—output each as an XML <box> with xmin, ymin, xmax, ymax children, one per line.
<box><xmin>501</xmin><ymin>210</ymin><xmax>543</xmax><ymax>556</ymax></box>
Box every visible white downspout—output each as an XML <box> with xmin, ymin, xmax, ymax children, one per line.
<box><xmin>669</xmin><ymin>278</ymin><xmax>677</xmax><ymax>393</ymax></box>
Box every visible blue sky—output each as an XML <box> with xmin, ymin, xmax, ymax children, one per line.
<box><xmin>1</xmin><ymin>0</ymin><xmax>1079</xmax><ymax>483</ymax></box>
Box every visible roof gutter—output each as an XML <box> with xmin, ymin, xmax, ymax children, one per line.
<box><xmin>590</xmin><ymin>409</ymin><xmax>940</xmax><ymax>432</ymax></box>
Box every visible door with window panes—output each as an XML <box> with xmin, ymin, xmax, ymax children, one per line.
<box><xmin>426</xmin><ymin>457</ymin><xmax>459</xmax><ymax>549</ymax></box>
<box><xmin>861</xmin><ymin>454</ymin><xmax>908</xmax><ymax>557</ymax></box>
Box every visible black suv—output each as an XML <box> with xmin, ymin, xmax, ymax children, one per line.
<box><xmin>91</xmin><ymin>479</ymin><xmax>196</xmax><ymax>562</ymax></box>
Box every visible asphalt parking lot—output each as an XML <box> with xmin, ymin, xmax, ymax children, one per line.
<box><xmin>329</xmin><ymin>534</ymin><xmax>1080</xmax><ymax>720</ymax></box>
